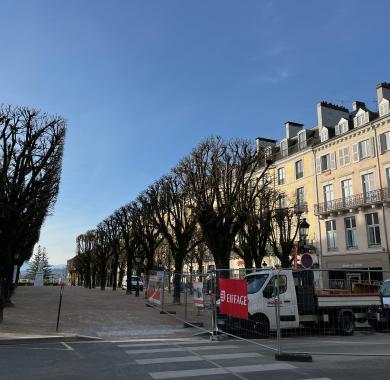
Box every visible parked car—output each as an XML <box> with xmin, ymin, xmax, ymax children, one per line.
<box><xmin>122</xmin><ymin>276</ymin><xmax>144</xmax><ymax>291</ymax></box>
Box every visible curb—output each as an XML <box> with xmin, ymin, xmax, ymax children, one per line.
<box><xmin>0</xmin><ymin>334</ymin><xmax>102</xmax><ymax>346</ymax></box>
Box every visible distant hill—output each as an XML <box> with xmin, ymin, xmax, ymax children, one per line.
<box><xmin>20</xmin><ymin>262</ymin><xmax>66</xmax><ymax>276</ymax></box>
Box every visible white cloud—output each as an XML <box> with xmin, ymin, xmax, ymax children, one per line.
<box><xmin>253</xmin><ymin>68</ymin><xmax>292</xmax><ymax>84</ymax></box>
<box><xmin>264</xmin><ymin>45</ymin><xmax>288</xmax><ymax>57</ymax></box>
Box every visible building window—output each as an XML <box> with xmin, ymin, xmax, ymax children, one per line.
<box><xmin>317</xmin><ymin>153</ymin><xmax>336</xmax><ymax>173</ymax></box>
<box><xmin>341</xmin><ymin>179</ymin><xmax>353</xmax><ymax>206</ymax></box>
<box><xmin>326</xmin><ymin>220</ymin><xmax>337</xmax><ymax>250</ymax></box>
<box><xmin>362</xmin><ymin>172</ymin><xmax>374</xmax><ymax>201</ymax></box>
<box><xmin>380</xmin><ymin>102</ymin><xmax>389</xmax><ymax>117</ymax></box>
<box><xmin>355</xmin><ymin>113</ymin><xmax>367</xmax><ymax>127</ymax></box>
<box><xmin>277</xmin><ymin>167</ymin><xmax>285</xmax><ymax>185</ymax></box>
<box><xmin>366</xmin><ymin>213</ymin><xmax>381</xmax><ymax>247</ymax></box>
<box><xmin>295</xmin><ymin>160</ymin><xmax>303</xmax><ymax>179</ymax></box>
<box><xmin>336</xmin><ymin>121</ymin><xmax>348</xmax><ymax>135</ymax></box>
<box><xmin>321</xmin><ymin>128</ymin><xmax>328</xmax><ymax>142</ymax></box>
<box><xmin>296</xmin><ymin>187</ymin><xmax>305</xmax><ymax>205</ymax></box>
<box><xmin>280</xmin><ymin>140</ymin><xmax>288</xmax><ymax>157</ymax></box>
<box><xmin>386</xmin><ymin>168</ymin><xmax>390</xmax><ymax>190</ymax></box>
<box><xmin>379</xmin><ymin>131</ymin><xmax>390</xmax><ymax>154</ymax></box>
<box><xmin>353</xmin><ymin>138</ymin><xmax>374</xmax><ymax>161</ymax></box>
<box><xmin>278</xmin><ymin>193</ymin><xmax>287</xmax><ymax>209</ymax></box>
<box><xmin>323</xmin><ymin>184</ymin><xmax>334</xmax><ymax>210</ymax></box>
<box><xmin>338</xmin><ymin>147</ymin><xmax>350</xmax><ymax>167</ymax></box>
<box><xmin>345</xmin><ymin>216</ymin><xmax>357</xmax><ymax>249</ymax></box>
<box><xmin>298</xmin><ymin>131</ymin><xmax>306</xmax><ymax>150</ymax></box>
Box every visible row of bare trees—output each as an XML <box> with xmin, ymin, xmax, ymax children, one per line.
<box><xmin>0</xmin><ymin>105</ymin><xmax>66</xmax><ymax>320</ymax></box>
<box><xmin>75</xmin><ymin>136</ymin><xmax>303</xmax><ymax>302</ymax></box>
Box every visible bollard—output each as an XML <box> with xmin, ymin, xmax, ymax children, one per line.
<box><xmin>56</xmin><ymin>283</ymin><xmax>65</xmax><ymax>332</ymax></box>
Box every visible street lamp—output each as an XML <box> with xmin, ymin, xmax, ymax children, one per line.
<box><xmin>299</xmin><ymin>218</ymin><xmax>310</xmax><ymax>248</ymax></box>
<box><xmin>135</xmin><ymin>254</ymin><xmax>141</xmax><ymax>297</ymax></box>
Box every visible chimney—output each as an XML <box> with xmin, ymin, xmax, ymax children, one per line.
<box><xmin>284</xmin><ymin>122</ymin><xmax>303</xmax><ymax>139</ymax></box>
<box><xmin>317</xmin><ymin>101</ymin><xmax>349</xmax><ymax>128</ymax></box>
<box><xmin>352</xmin><ymin>101</ymin><xmax>366</xmax><ymax>111</ymax></box>
<box><xmin>256</xmin><ymin>137</ymin><xmax>276</xmax><ymax>153</ymax></box>
<box><xmin>376</xmin><ymin>82</ymin><xmax>390</xmax><ymax>104</ymax></box>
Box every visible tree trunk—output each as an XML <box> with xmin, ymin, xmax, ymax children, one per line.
<box><xmin>112</xmin><ymin>248</ymin><xmax>118</xmax><ymax>291</ymax></box>
<box><xmin>173</xmin><ymin>261</ymin><xmax>183</xmax><ymax>304</ymax></box>
<box><xmin>126</xmin><ymin>252</ymin><xmax>133</xmax><ymax>295</ymax></box>
<box><xmin>99</xmin><ymin>259</ymin><xmax>106</xmax><ymax>290</ymax></box>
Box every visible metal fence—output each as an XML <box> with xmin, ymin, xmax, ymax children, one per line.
<box><xmin>145</xmin><ymin>267</ymin><xmax>390</xmax><ymax>357</ymax></box>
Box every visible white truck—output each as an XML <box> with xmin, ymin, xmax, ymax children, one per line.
<box><xmin>217</xmin><ymin>269</ymin><xmax>381</xmax><ymax>336</ymax></box>
<box><xmin>367</xmin><ymin>279</ymin><xmax>390</xmax><ymax>330</ymax></box>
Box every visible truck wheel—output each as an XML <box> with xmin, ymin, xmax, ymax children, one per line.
<box><xmin>252</xmin><ymin>314</ymin><xmax>270</xmax><ymax>338</ymax></box>
<box><xmin>337</xmin><ymin>313</ymin><xmax>354</xmax><ymax>336</ymax></box>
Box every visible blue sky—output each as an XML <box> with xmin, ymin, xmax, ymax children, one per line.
<box><xmin>1</xmin><ymin>0</ymin><xmax>389</xmax><ymax>264</ymax></box>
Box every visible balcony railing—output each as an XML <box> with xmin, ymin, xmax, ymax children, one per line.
<box><xmin>295</xmin><ymin>202</ymin><xmax>308</xmax><ymax>213</ymax></box>
<box><xmin>314</xmin><ymin>188</ymin><xmax>390</xmax><ymax>215</ymax></box>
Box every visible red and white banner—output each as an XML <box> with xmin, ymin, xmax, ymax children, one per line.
<box><xmin>147</xmin><ymin>271</ymin><xmax>164</xmax><ymax>305</ymax></box>
<box><xmin>219</xmin><ymin>279</ymin><xmax>248</xmax><ymax>320</ymax></box>
<box><xmin>192</xmin><ymin>281</ymin><xmax>204</xmax><ymax>308</ymax></box>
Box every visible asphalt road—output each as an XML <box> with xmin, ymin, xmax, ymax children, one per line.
<box><xmin>1</xmin><ymin>334</ymin><xmax>390</xmax><ymax>380</ymax></box>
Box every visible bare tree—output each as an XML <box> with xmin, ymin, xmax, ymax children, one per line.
<box><xmin>130</xmin><ymin>198</ymin><xmax>163</xmax><ymax>296</ymax></box>
<box><xmin>93</xmin><ymin>225</ymin><xmax>111</xmax><ymax>290</ymax></box>
<box><xmin>147</xmin><ymin>174</ymin><xmax>199</xmax><ymax>303</ymax></box>
<box><xmin>269</xmin><ymin>202</ymin><xmax>302</xmax><ymax>268</ymax></box>
<box><xmin>115</xmin><ymin>204</ymin><xmax>138</xmax><ymax>294</ymax></box>
<box><xmin>234</xmin><ymin>179</ymin><xmax>277</xmax><ymax>269</ymax></box>
<box><xmin>0</xmin><ymin>105</ymin><xmax>66</xmax><ymax>313</ymax></box>
<box><xmin>103</xmin><ymin>215</ymin><xmax>121</xmax><ymax>290</ymax></box>
<box><xmin>76</xmin><ymin>231</ymin><xmax>95</xmax><ymax>288</ymax></box>
<box><xmin>176</xmin><ymin>136</ymin><xmax>271</xmax><ymax>274</ymax></box>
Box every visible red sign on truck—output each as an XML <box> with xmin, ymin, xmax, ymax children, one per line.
<box><xmin>219</xmin><ymin>279</ymin><xmax>248</xmax><ymax>320</ymax></box>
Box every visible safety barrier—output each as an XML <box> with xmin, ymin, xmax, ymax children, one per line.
<box><xmin>146</xmin><ymin>267</ymin><xmax>390</xmax><ymax>357</ymax></box>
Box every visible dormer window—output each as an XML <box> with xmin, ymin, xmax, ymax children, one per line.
<box><xmin>280</xmin><ymin>139</ymin><xmax>288</xmax><ymax>157</ymax></box>
<box><xmin>379</xmin><ymin>99</ymin><xmax>389</xmax><ymax>117</ymax></box>
<box><xmin>321</xmin><ymin>128</ymin><xmax>328</xmax><ymax>142</ymax></box>
<box><xmin>297</xmin><ymin>130</ymin><xmax>306</xmax><ymax>149</ymax></box>
<box><xmin>335</xmin><ymin>120</ymin><xmax>348</xmax><ymax>135</ymax></box>
<box><xmin>354</xmin><ymin>111</ymin><xmax>368</xmax><ymax>127</ymax></box>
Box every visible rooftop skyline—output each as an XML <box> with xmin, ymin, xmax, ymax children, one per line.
<box><xmin>1</xmin><ymin>0</ymin><xmax>389</xmax><ymax>264</ymax></box>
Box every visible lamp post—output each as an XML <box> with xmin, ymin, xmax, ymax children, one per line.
<box><xmin>135</xmin><ymin>254</ymin><xmax>141</xmax><ymax>297</ymax></box>
<box><xmin>299</xmin><ymin>218</ymin><xmax>310</xmax><ymax>251</ymax></box>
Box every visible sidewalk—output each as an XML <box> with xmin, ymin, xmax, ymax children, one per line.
<box><xmin>0</xmin><ymin>285</ymin><xmax>203</xmax><ymax>340</ymax></box>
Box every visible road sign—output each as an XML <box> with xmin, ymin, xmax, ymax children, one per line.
<box><xmin>301</xmin><ymin>253</ymin><xmax>313</xmax><ymax>269</ymax></box>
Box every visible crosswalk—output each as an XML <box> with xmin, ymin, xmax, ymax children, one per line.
<box><xmin>115</xmin><ymin>338</ymin><xmax>333</xmax><ymax>379</ymax></box>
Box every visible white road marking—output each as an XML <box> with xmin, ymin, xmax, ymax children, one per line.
<box><xmin>226</xmin><ymin>363</ymin><xmax>296</xmax><ymax>373</ymax></box>
<box><xmin>301</xmin><ymin>378</ymin><xmax>332</xmax><ymax>380</ymax></box>
<box><xmin>118</xmin><ymin>341</ymin><xmax>210</xmax><ymax>348</ymax></box>
<box><xmin>111</xmin><ymin>338</ymin><xmax>209</xmax><ymax>343</ymax></box>
<box><xmin>150</xmin><ymin>363</ymin><xmax>296</xmax><ymax>378</ymax></box>
<box><xmin>136</xmin><ymin>356</ymin><xmax>203</xmax><ymax>364</ymax></box>
<box><xmin>150</xmin><ymin>368</ymin><xmax>228</xmax><ymax>379</ymax></box>
<box><xmin>204</xmin><ymin>352</ymin><xmax>263</xmax><ymax>360</ymax></box>
<box><xmin>61</xmin><ymin>342</ymin><xmax>74</xmax><ymax>351</ymax></box>
<box><xmin>125</xmin><ymin>345</ymin><xmax>238</xmax><ymax>355</ymax></box>
<box><xmin>136</xmin><ymin>352</ymin><xmax>263</xmax><ymax>364</ymax></box>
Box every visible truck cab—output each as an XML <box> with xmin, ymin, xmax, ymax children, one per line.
<box><xmin>367</xmin><ymin>279</ymin><xmax>390</xmax><ymax>330</ymax></box>
<box><xmin>246</xmin><ymin>270</ymin><xmax>300</xmax><ymax>331</ymax></box>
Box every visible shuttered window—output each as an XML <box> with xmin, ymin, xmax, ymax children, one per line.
<box><xmin>352</xmin><ymin>138</ymin><xmax>375</xmax><ymax>162</ymax></box>
<box><xmin>379</xmin><ymin>132</ymin><xmax>390</xmax><ymax>154</ymax></box>
<box><xmin>339</xmin><ymin>147</ymin><xmax>350</xmax><ymax>167</ymax></box>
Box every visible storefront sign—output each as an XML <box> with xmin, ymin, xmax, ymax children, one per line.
<box><xmin>219</xmin><ymin>279</ymin><xmax>248</xmax><ymax>320</ymax></box>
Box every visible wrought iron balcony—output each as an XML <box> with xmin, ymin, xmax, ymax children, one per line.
<box><xmin>314</xmin><ymin>188</ymin><xmax>390</xmax><ymax>215</ymax></box>
<box><xmin>295</xmin><ymin>202</ymin><xmax>308</xmax><ymax>213</ymax></box>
